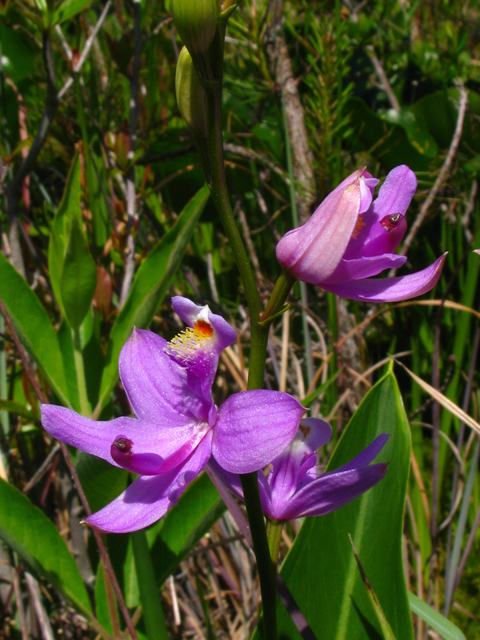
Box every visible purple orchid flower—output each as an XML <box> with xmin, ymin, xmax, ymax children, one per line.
<box><xmin>210</xmin><ymin>418</ymin><xmax>389</xmax><ymax>521</ymax></box>
<box><xmin>276</xmin><ymin>165</ymin><xmax>446</xmax><ymax>303</ymax></box>
<box><xmin>41</xmin><ymin>297</ymin><xmax>305</xmax><ymax>533</ymax></box>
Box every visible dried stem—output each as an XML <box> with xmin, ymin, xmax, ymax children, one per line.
<box><xmin>57</xmin><ymin>1</ymin><xmax>113</xmax><ymax>100</ymax></box>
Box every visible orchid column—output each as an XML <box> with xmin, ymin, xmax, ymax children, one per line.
<box><xmin>172</xmin><ymin>2</ymin><xmax>287</xmax><ymax>638</ymax></box>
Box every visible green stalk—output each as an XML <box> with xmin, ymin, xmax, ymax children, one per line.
<box><xmin>132</xmin><ymin>530</ymin><xmax>169</xmax><ymax>640</ymax></box>
<box><xmin>194</xmin><ymin>20</ymin><xmax>297</xmax><ymax>639</ymax></box>
<box><xmin>266</xmin><ymin>519</ymin><xmax>284</xmax><ymax>565</ymax></box>
<box><xmin>72</xmin><ymin>327</ymin><xmax>90</xmax><ymax>417</ymax></box>
<box><xmin>198</xmin><ymin>29</ymin><xmax>279</xmax><ymax>640</ymax></box>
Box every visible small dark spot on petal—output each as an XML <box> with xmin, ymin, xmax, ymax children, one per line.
<box><xmin>381</xmin><ymin>213</ymin><xmax>402</xmax><ymax>231</ymax></box>
<box><xmin>114</xmin><ymin>437</ymin><xmax>133</xmax><ymax>454</ymax></box>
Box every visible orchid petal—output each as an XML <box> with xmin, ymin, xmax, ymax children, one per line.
<box><xmin>86</xmin><ymin>432</ymin><xmax>213</xmax><ymax>533</ymax></box>
<box><xmin>269</xmin><ymin>419</ymin><xmax>331</xmax><ymax>511</ymax></box>
<box><xmin>362</xmin><ymin>215</ymin><xmax>407</xmax><ymax>257</ymax></box>
<box><xmin>41</xmin><ymin>404</ymin><xmax>209</xmax><ymax>469</ymax></box>
<box><xmin>280</xmin><ymin>464</ymin><xmax>388</xmax><ymax>520</ymax></box>
<box><xmin>119</xmin><ymin>328</ymin><xmax>213</xmax><ymax>424</ymax></box>
<box><xmin>165</xmin><ymin>298</ymin><xmax>236</xmax><ymax>400</ymax></box>
<box><xmin>323</xmin><ymin>253</ymin><xmax>407</xmax><ymax>284</ymax></box>
<box><xmin>172</xmin><ymin>296</ymin><xmax>237</xmax><ymax>354</ymax></box>
<box><xmin>321</xmin><ymin>253</ymin><xmax>446</xmax><ymax>302</ymax></box>
<box><xmin>371</xmin><ymin>165</ymin><xmax>417</xmax><ymax>220</ymax></box>
<box><xmin>331</xmin><ymin>434</ymin><xmax>390</xmax><ymax>474</ymax></box>
<box><xmin>276</xmin><ymin>170</ymin><xmax>370</xmax><ymax>283</ymax></box>
<box><xmin>212</xmin><ymin>390</ymin><xmax>304</xmax><ymax>473</ymax></box>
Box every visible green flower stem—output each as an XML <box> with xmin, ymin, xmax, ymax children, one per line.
<box><xmin>261</xmin><ymin>271</ymin><xmax>296</xmax><ymax>323</ymax></box>
<box><xmin>197</xmin><ymin>24</ymin><xmax>297</xmax><ymax>639</ymax></box>
<box><xmin>72</xmin><ymin>327</ymin><xmax>90</xmax><ymax>417</ymax></box>
<box><xmin>200</xmin><ymin>34</ymin><xmax>279</xmax><ymax>639</ymax></box>
<box><xmin>266</xmin><ymin>518</ymin><xmax>284</xmax><ymax>565</ymax></box>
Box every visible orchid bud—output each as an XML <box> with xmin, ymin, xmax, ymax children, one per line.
<box><xmin>277</xmin><ymin>170</ymin><xmax>377</xmax><ymax>285</ymax></box>
<box><xmin>175</xmin><ymin>46</ymin><xmax>208</xmax><ymax>137</ymax></box>
<box><xmin>276</xmin><ymin>165</ymin><xmax>446</xmax><ymax>303</ymax></box>
<box><xmin>172</xmin><ymin>0</ymin><xmax>219</xmax><ymax>55</ymax></box>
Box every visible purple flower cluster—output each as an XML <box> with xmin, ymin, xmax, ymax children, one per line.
<box><xmin>41</xmin><ymin>297</ymin><xmax>304</xmax><ymax>533</ymax></box>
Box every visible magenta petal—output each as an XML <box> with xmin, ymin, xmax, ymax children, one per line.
<box><xmin>41</xmin><ymin>404</ymin><xmax>209</xmax><ymax>468</ymax></box>
<box><xmin>171</xmin><ymin>296</ymin><xmax>237</xmax><ymax>353</ymax></box>
<box><xmin>332</xmin><ymin>434</ymin><xmax>390</xmax><ymax>474</ymax></box>
<box><xmin>212</xmin><ymin>390</ymin><xmax>304</xmax><ymax>474</ymax></box>
<box><xmin>281</xmin><ymin>464</ymin><xmax>388</xmax><ymax>520</ymax></box>
<box><xmin>119</xmin><ymin>328</ymin><xmax>203</xmax><ymax>423</ymax></box>
<box><xmin>362</xmin><ymin>215</ymin><xmax>407</xmax><ymax>257</ymax></box>
<box><xmin>269</xmin><ymin>418</ymin><xmax>331</xmax><ymax>510</ymax></box>
<box><xmin>322</xmin><ymin>253</ymin><xmax>407</xmax><ymax>284</ymax></box>
<box><xmin>371</xmin><ymin>165</ymin><xmax>417</xmax><ymax>220</ymax></box>
<box><xmin>86</xmin><ymin>432</ymin><xmax>213</xmax><ymax>533</ymax></box>
<box><xmin>321</xmin><ymin>253</ymin><xmax>447</xmax><ymax>302</ymax></box>
<box><xmin>276</xmin><ymin>170</ymin><xmax>367</xmax><ymax>283</ymax></box>
<box><xmin>111</xmin><ymin>447</ymin><xmax>164</xmax><ymax>475</ymax></box>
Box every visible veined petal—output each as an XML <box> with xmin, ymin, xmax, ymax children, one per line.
<box><xmin>279</xmin><ymin>464</ymin><xmax>388</xmax><ymax>520</ymax></box>
<box><xmin>330</xmin><ymin>433</ymin><xmax>390</xmax><ymax>474</ymax></box>
<box><xmin>322</xmin><ymin>253</ymin><xmax>407</xmax><ymax>284</ymax></box>
<box><xmin>86</xmin><ymin>431</ymin><xmax>213</xmax><ymax>533</ymax></box>
<box><xmin>212</xmin><ymin>390</ymin><xmax>305</xmax><ymax>474</ymax></box>
<box><xmin>321</xmin><ymin>253</ymin><xmax>446</xmax><ymax>302</ymax></box>
<box><xmin>41</xmin><ymin>404</ymin><xmax>208</xmax><ymax>469</ymax></box>
<box><xmin>110</xmin><ymin>425</ymin><xmax>211</xmax><ymax>475</ymax></box>
<box><xmin>269</xmin><ymin>419</ymin><xmax>331</xmax><ymax>512</ymax></box>
<box><xmin>119</xmin><ymin>328</ymin><xmax>213</xmax><ymax>424</ymax></box>
<box><xmin>276</xmin><ymin>170</ymin><xmax>375</xmax><ymax>284</ymax></box>
<box><xmin>371</xmin><ymin>165</ymin><xmax>417</xmax><ymax>221</ymax></box>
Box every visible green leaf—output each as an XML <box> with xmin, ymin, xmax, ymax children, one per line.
<box><xmin>408</xmin><ymin>593</ymin><xmax>466</xmax><ymax>640</ymax></box>
<box><xmin>120</xmin><ymin>473</ymin><xmax>224</xmax><ymax>610</ymax></box>
<box><xmin>384</xmin><ymin>109</ymin><xmax>438</xmax><ymax>159</ymax></box>
<box><xmin>94</xmin><ymin>184</ymin><xmax>210</xmax><ymax>418</ymax></box>
<box><xmin>54</xmin><ymin>0</ymin><xmax>93</xmax><ymax>23</ymax></box>
<box><xmin>347</xmin><ymin>97</ymin><xmax>430</xmax><ymax>172</ymax></box>
<box><xmin>0</xmin><ymin>478</ymin><xmax>92</xmax><ymax>616</ymax></box>
<box><xmin>266</xmin><ymin>368</ymin><xmax>413</xmax><ymax>640</ymax></box>
<box><xmin>132</xmin><ymin>530</ymin><xmax>169</xmax><ymax>640</ymax></box>
<box><xmin>350</xmin><ymin>536</ymin><xmax>397</xmax><ymax>640</ymax></box>
<box><xmin>148</xmin><ymin>472</ymin><xmax>225</xmax><ymax>585</ymax></box>
<box><xmin>75</xmin><ymin>452</ymin><xmax>128</xmax><ymax>515</ymax></box>
<box><xmin>0</xmin><ymin>24</ymin><xmax>35</xmax><ymax>83</ymax></box>
<box><xmin>48</xmin><ymin>150</ymin><xmax>82</xmax><ymax>320</ymax></box>
<box><xmin>0</xmin><ymin>252</ymin><xmax>70</xmax><ymax>407</ymax></box>
<box><xmin>60</xmin><ymin>215</ymin><xmax>97</xmax><ymax>330</ymax></box>
<box><xmin>94</xmin><ymin>561</ymin><xmax>112</xmax><ymax>636</ymax></box>
<box><xmin>0</xmin><ymin>399</ymin><xmax>38</xmax><ymax>422</ymax></box>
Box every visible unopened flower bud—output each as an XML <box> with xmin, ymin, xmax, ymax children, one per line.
<box><xmin>172</xmin><ymin>0</ymin><xmax>219</xmax><ymax>54</ymax></box>
<box><xmin>175</xmin><ymin>46</ymin><xmax>208</xmax><ymax>137</ymax></box>
<box><xmin>276</xmin><ymin>166</ymin><xmax>446</xmax><ymax>303</ymax></box>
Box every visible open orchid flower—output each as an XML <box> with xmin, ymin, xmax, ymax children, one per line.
<box><xmin>276</xmin><ymin>165</ymin><xmax>446</xmax><ymax>303</ymax></box>
<box><xmin>41</xmin><ymin>297</ymin><xmax>305</xmax><ymax>533</ymax></box>
<box><xmin>210</xmin><ymin>418</ymin><xmax>389</xmax><ymax>522</ymax></box>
